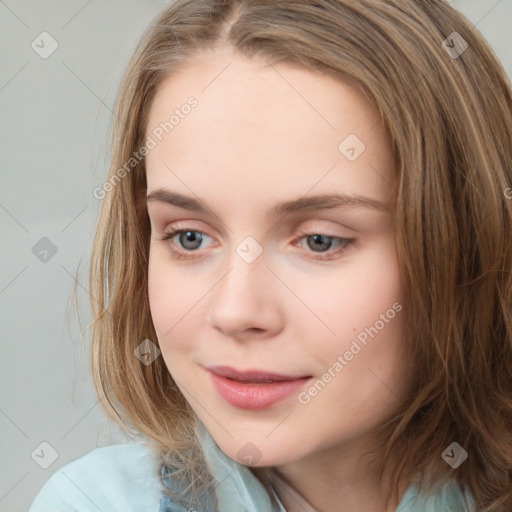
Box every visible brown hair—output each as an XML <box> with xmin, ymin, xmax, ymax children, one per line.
<box><xmin>86</xmin><ymin>0</ymin><xmax>512</xmax><ymax>510</ymax></box>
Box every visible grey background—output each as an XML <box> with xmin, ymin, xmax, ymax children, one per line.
<box><xmin>0</xmin><ymin>1</ymin><xmax>510</xmax><ymax>511</ymax></box>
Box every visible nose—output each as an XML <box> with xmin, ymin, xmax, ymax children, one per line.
<box><xmin>205</xmin><ymin>247</ymin><xmax>283</xmax><ymax>340</ymax></box>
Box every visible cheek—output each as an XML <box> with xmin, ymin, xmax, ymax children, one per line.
<box><xmin>148</xmin><ymin>252</ymin><xmax>172</xmax><ymax>333</ymax></box>
<box><xmin>298</xmin><ymin>238</ymin><xmax>408</xmax><ymax>398</ymax></box>
<box><xmin>295</xmin><ymin>239</ymin><xmax>403</xmax><ymax>352</ymax></box>
<box><xmin>147</xmin><ymin>249</ymin><xmax>198</xmax><ymax>355</ymax></box>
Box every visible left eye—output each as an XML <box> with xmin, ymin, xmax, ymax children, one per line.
<box><xmin>159</xmin><ymin>229</ymin><xmax>354</xmax><ymax>261</ymax></box>
<box><xmin>296</xmin><ymin>233</ymin><xmax>353</xmax><ymax>255</ymax></box>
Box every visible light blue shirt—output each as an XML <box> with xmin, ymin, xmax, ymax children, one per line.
<box><xmin>29</xmin><ymin>421</ymin><xmax>477</xmax><ymax>512</ymax></box>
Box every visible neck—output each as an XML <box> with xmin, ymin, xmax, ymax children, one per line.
<box><xmin>270</xmin><ymin>435</ymin><xmax>409</xmax><ymax>512</ymax></box>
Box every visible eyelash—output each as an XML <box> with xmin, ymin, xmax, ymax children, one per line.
<box><xmin>159</xmin><ymin>227</ymin><xmax>355</xmax><ymax>262</ymax></box>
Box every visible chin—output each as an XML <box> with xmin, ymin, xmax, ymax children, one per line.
<box><xmin>217</xmin><ymin>438</ymin><xmax>307</xmax><ymax>468</ymax></box>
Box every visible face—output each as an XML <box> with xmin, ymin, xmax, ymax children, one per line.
<box><xmin>145</xmin><ymin>45</ymin><xmax>411</xmax><ymax>468</ymax></box>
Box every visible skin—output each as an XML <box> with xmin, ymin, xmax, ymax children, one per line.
<box><xmin>145</xmin><ymin>44</ymin><xmax>413</xmax><ymax>512</ymax></box>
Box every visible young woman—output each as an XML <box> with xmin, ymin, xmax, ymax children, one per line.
<box><xmin>29</xmin><ymin>1</ymin><xmax>512</xmax><ymax>511</ymax></box>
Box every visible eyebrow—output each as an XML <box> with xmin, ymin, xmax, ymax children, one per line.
<box><xmin>146</xmin><ymin>189</ymin><xmax>389</xmax><ymax>216</ymax></box>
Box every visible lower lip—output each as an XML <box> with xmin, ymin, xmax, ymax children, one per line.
<box><xmin>210</xmin><ymin>372</ymin><xmax>312</xmax><ymax>410</ymax></box>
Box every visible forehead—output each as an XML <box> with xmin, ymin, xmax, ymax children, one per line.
<box><xmin>144</xmin><ymin>46</ymin><xmax>395</xmax><ymax>208</ymax></box>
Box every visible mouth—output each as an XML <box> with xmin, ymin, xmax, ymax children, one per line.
<box><xmin>206</xmin><ymin>365</ymin><xmax>313</xmax><ymax>410</ymax></box>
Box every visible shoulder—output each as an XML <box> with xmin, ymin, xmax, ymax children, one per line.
<box><xmin>398</xmin><ymin>479</ymin><xmax>477</xmax><ymax>512</ymax></box>
<box><xmin>28</xmin><ymin>443</ymin><xmax>167</xmax><ymax>512</ymax></box>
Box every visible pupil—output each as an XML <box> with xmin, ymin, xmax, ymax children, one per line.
<box><xmin>181</xmin><ymin>231</ymin><xmax>202</xmax><ymax>249</ymax></box>
<box><xmin>309</xmin><ymin>234</ymin><xmax>331</xmax><ymax>252</ymax></box>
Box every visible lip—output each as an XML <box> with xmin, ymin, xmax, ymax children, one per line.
<box><xmin>207</xmin><ymin>365</ymin><xmax>309</xmax><ymax>382</ymax></box>
<box><xmin>207</xmin><ymin>366</ymin><xmax>313</xmax><ymax>410</ymax></box>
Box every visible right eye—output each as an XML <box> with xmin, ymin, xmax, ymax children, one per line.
<box><xmin>160</xmin><ymin>228</ymin><xmax>214</xmax><ymax>260</ymax></box>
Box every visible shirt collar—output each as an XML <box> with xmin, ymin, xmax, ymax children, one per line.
<box><xmin>160</xmin><ymin>419</ymin><xmax>285</xmax><ymax>512</ymax></box>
